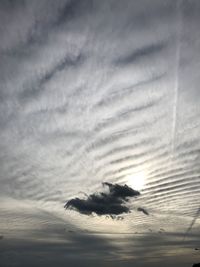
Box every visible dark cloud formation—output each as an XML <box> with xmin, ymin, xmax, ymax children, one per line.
<box><xmin>64</xmin><ymin>183</ymin><xmax>140</xmax><ymax>216</ymax></box>
<box><xmin>184</xmin><ymin>207</ymin><xmax>200</xmax><ymax>240</ymax></box>
<box><xmin>137</xmin><ymin>207</ymin><xmax>149</xmax><ymax>215</ymax></box>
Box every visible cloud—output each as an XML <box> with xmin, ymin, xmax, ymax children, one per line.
<box><xmin>114</xmin><ymin>42</ymin><xmax>165</xmax><ymax>66</ymax></box>
<box><xmin>184</xmin><ymin>206</ymin><xmax>200</xmax><ymax>240</ymax></box>
<box><xmin>64</xmin><ymin>183</ymin><xmax>140</xmax><ymax>217</ymax></box>
<box><xmin>102</xmin><ymin>182</ymin><xmax>140</xmax><ymax>198</ymax></box>
<box><xmin>137</xmin><ymin>207</ymin><xmax>149</xmax><ymax>216</ymax></box>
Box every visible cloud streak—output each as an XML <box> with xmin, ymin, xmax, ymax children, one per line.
<box><xmin>137</xmin><ymin>207</ymin><xmax>149</xmax><ymax>216</ymax></box>
<box><xmin>114</xmin><ymin>42</ymin><xmax>165</xmax><ymax>66</ymax></box>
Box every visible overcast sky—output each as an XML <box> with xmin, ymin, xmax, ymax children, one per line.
<box><xmin>0</xmin><ymin>0</ymin><xmax>200</xmax><ymax>266</ymax></box>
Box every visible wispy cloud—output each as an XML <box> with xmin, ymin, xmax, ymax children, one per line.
<box><xmin>114</xmin><ymin>42</ymin><xmax>166</xmax><ymax>66</ymax></box>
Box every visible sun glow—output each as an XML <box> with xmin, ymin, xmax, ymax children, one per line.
<box><xmin>126</xmin><ymin>171</ymin><xmax>146</xmax><ymax>191</ymax></box>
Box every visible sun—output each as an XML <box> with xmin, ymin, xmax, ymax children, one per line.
<box><xmin>126</xmin><ymin>171</ymin><xmax>146</xmax><ymax>191</ymax></box>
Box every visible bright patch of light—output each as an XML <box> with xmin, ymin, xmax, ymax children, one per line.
<box><xmin>126</xmin><ymin>171</ymin><xmax>146</xmax><ymax>191</ymax></box>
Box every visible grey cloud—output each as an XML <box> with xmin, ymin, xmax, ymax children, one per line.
<box><xmin>137</xmin><ymin>207</ymin><xmax>149</xmax><ymax>216</ymax></box>
<box><xmin>184</xmin><ymin>207</ymin><xmax>200</xmax><ymax>240</ymax></box>
<box><xmin>19</xmin><ymin>52</ymin><xmax>85</xmax><ymax>101</ymax></box>
<box><xmin>0</xmin><ymin>1</ymin><xmax>67</xmax><ymax>53</ymax></box>
<box><xmin>0</xmin><ymin>1</ymin><xmax>200</xmax><ymax>266</ymax></box>
<box><xmin>65</xmin><ymin>183</ymin><xmax>140</xmax><ymax>216</ymax></box>
<box><xmin>114</xmin><ymin>42</ymin><xmax>166</xmax><ymax>66</ymax></box>
<box><xmin>3</xmin><ymin>0</ymin><xmax>91</xmax><ymax>55</ymax></box>
<box><xmin>93</xmin><ymin>72</ymin><xmax>165</xmax><ymax>110</ymax></box>
<box><xmin>0</xmin><ymin>228</ymin><xmax>117</xmax><ymax>267</ymax></box>
<box><xmin>55</xmin><ymin>0</ymin><xmax>93</xmax><ymax>27</ymax></box>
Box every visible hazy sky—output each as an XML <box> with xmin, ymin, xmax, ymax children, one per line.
<box><xmin>0</xmin><ymin>0</ymin><xmax>200</xmax><ymax>266</ymax></box>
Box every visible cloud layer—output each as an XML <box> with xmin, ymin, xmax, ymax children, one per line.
<box><xmin>0</xmin><ymin>0</ymin><xmax>200</xmax><ymax>266</ymax></box>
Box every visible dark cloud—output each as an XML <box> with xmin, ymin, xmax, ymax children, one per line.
<box><xmin>102</xmin><ymin>182</ymin><xmax>140</xmax><ymax>198</ymax></box>
<box><xmin>114</xmin><ymin>42</ymin><xmax>165</xmax><ymax>66</ymax></box>
<box><xmin>137</xmin><ymin>207</ymin><xmax>149</xmax><ymax>216</ymax></box>
<box><xmin>64</xmin><ymin>183</ymin><xmax>140</xmax><ymax>217</ymax></box>
<box><xmin>184</xmin><ymin>207</ymin><xmax>200</xmax><ymax>240</ymax></box>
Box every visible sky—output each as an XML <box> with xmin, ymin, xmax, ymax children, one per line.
<box><xmin>0</xmin><ymin>0</ymin><xmax>200</xmax><ymax>266</ymax></box>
